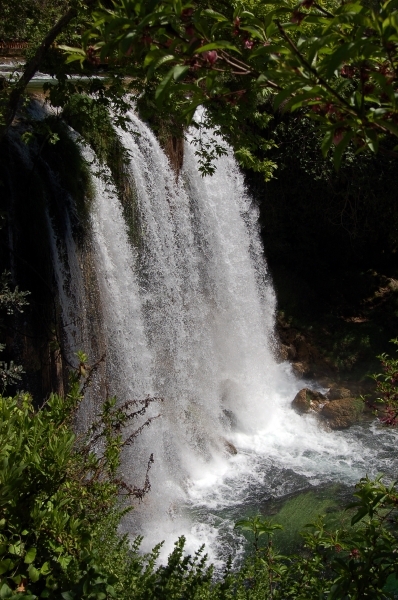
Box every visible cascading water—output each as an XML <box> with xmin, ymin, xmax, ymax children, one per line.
<box><xmin>47</xmin><ymin>108</ymin><xmax>398</xmax><ymax>565</ymax></box>
<box><xmin>109</xmin><ymin>113</ymin><xmax>302</xmax><ymax>558</ymax></box>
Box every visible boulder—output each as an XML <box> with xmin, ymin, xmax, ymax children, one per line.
<box><xmin>276</xmin><ymin>343</ymin><xmax>297</xmax><ymax>363</ymax></box>
<box><xmin>291</xmin><ymin>362</ymin><xmax>311</xmax><ymax>377</ymax></box>
<box><xmin>292</xmin><ymin>388</ymin><xmax>327</xmax><ymax>414</ymax></box>
<box><xmin>287</xmin><ymin>345</ymin><xmax>296</xmax><ymax>360</ymax></box>
<box><xmin>321</xmin><ymin>398</ymin><xmax>363</xmax><ymax>429</ymax></box>
<box><xmin>326</xmin><ymin>387</ymin><xmax>351</xmax><ymax>400</ymax></box>
<box><xmin>222</xmin><ymin>409</ymin><xmax>238</xmax><ymax>430</ymax></box>
<box><xmin>223</xmin><ymin>439</ymin><xmax>238</xmax><ymax>455</ymax></box>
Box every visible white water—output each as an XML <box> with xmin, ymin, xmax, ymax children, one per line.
<box><xmin>46</xmin><ymin>110</ymin><xmax>398</xmax><ymax>565</ymax></box>
<box><xmin>111</xmin><ymin>114</ymin><xmax>302</xmax><ymax>559</ymax></box>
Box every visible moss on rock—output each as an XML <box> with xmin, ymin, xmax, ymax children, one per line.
<box><xmin>62</xmin><ymin>95</ymin><xmax>141</xmax><ymax>249</ymax></box>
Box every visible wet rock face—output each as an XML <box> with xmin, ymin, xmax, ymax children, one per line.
<box><xmin>291</xmin><ymin>362</ymin><xmax>312</xmax><ymax>377</ymax></box>
<box><xmin>163</xmin><ymin>135</ymin><xmax>184</xmax><ymax>178</ymax></box>
<box><xmin>320</xmin><ymin>398</ymin><xmax>364</xmax><ymax>430</ymax></box>
<box><xmin>326</xmin><ymin>387</ymin><xmax>351</xmax><ymax>400</ymax></box>
<box><xmin>292</xmin><ymin>388</ymin><xmax>364</xmax><ymax>429</ymax></box>
<box><xmin>279</xmin><ymin>343</ymin><xmax>297</xmax><ymax>361</ymax></box>
<box><xmin>276</xmin><ymin>321</ymin><xmax>321</xmax><ymax>378</ymax></box>
<box><xmin>292</xmin><ymin>388</ymin><xmax>327</xmax><ymax>414</ymax></box>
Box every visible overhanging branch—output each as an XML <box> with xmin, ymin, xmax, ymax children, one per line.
<box><xmin>0</xmin><ymin>4</ymin><xmax>83</xmax><ymax>139</ymax></box>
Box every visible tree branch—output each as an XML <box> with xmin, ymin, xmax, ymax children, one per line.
<box><xmin>275</xmin><ymin>20</ymin><xmax>355</xmax><ymax>114</ymax></box>
<box><xmin>0</xmin><ymin>4</ymin><xmax>82</xmax><ymax>139</ymax></box>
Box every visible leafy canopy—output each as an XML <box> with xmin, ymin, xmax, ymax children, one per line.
<box><xmin>75</xmin><ymin>0</ymin><xmax>398</xmax><ymax>168</ymax></box>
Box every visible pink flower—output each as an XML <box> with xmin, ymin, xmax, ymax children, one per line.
<box><xmin>291</xmin><ymin>10</ymin><xmax>305</xmax><ymax>24</ymax></box>
<box><xmin>244</xmin><ymin>40</ymin><xmax>254</xmax><ymax>49</ymax></box>
<box><xmin>204</xmin><ymin>50</ymin><xmax>218</xmax><ymax>65</ymax></box>
<box><xmin>233</xmin><ymin>17</ymin><xmax>240</xmax><ymax>36</ymax></box>
<box><xmin>333</xmin><ymin>129</ymin><xmax>345</xmax><ymax>145</ymax></box>
<box><xmin>185</xmin><ymin>25</ymin><xmax>195</xmax><ymax>39</ymax></box>
<box><xmin>181</xmin><ymin>8</ymin><xmax>194</xmax><ymax>20</ymax></box>
<box><xmin>341</xmin><ymin>64</ymin><xmax>355</xmax><ymax>78</ymax></box>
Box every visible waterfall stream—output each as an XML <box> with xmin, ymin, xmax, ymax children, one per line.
<box><xmin>48</xmin><ymin>110</ymin><xmax>398</xmax><ymax>565</ymax></box>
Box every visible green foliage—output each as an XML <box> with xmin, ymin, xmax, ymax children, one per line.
<box><xmin>0</xmin><ymin>0</ymin><xmax>70</xmax><ymax>44</ymax></box>
<box><xmin>235</xmin><ymin>515</ymin><xmax>283</xmax><ymax>552</ymax></box>
<box><xmin>232</xmin><ymin>477</ymin><xmax>398</xmax><ymax>599</ymax></box>
<box><xmin>1</xmin><ymin>345</ymin><xmax>398</xmax><ymax>599</ymax></box>
<box><xmin>371</xmin><ymin>339</ymin><xmax>398</xmax><ymax>425</ymax></box>
<box><xmin>0</xmin><ymin>359</ymin><xmax>162</xmax><ymax>599</ymax></box>
<box><xmin>2</xmin><ymin>0</ymin><xmax>398</xmax><ymax>175</ymax></box>
<box><xmin>0</xmin><ymin>272</ymin><xmax>30</xmax><ymax>317</ymax></box>
<box><xmin>94</xmin><ymin>476</ymin><xmax>398</xmax><ymax>599</ymax></box>
<box><xmin>0</xmin><ymin>271</ymin><xmax>30</xmax><ymax>392</ymax></box>
<box><xmin>0</xmin><ymin>350</ymin><xmax>24</xmax><ymax>393</ymax></box>
<box><xmin>82</xmin><ymin>0</ymin><xmax>398</xmax><ymax>168</ymax></box>
<box><xmin>0</xmin><ymin>379</ymin><xmax>116</xmax><ymax>598</ymax></box>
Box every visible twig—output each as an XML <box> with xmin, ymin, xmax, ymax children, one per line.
<box><xmin>275</xmin><ymin>20</ymin><xmax>354</xmax><ymax>113</ymax></box>
<box><xmin>116</xmin><ymin>453</ymin><xmax>154</xmax><ymax>500</ymax></box>
<box><xmin>80</xmin><ymin>352</ymin><xmax>106</xmax><ymax>396</ymax></box>
<box><xmin>122</xmin><ymin>414</ymin><xmax>161</xmax><ymax>447</ymax></box>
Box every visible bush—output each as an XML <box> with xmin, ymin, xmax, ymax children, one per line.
<box><xmin>1</xmin><ymin>352</ymin><xmax>398</xmax><ymax>599</ymax></box>
<box><xmin>372</xmin><ymin>339</ymin><xmax>398</xmax><ymax>426</ymax></box>
<box><xmin>0</xmin><ymin>361</ymin><xmax>159</xmax><ymax>599</ymax></box>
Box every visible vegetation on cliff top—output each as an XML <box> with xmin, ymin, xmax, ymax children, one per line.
<box><xmin>1</xmin><ymin>0</ymin><xmax>398</xmax><ymax>173</ymax></box>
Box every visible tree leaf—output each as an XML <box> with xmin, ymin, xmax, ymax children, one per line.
<box><xmin>321</xmin><ymin>129</ymin><xmax>334</xmax><ymax>158</ymax></box>
<box><xmin>155</xmin><ymin>67</ymin><xmax>175</xmax><ymax>101</ymax></box>
<box><xmin>273</xmin><ymin>85</ymin><xmax>298</xmax><ymax>110</ymax></box>
<box><xmin>377</xmin><ymin>119</ymin><xmax>398</xmax><ymax>137</ymax></box>
<box><xmin>333</xmin><ymin>130</ymin><xmax>353</xmax><ymax>170</ymax></box>
<box><xmin>201</xmin><ymin>9</ymin><xmax>229</xmax><ymax>22</ymax></box>
<box><xmin>351</xmin><ymin>507</ymin><xmax>369</xmax><ymax>525</ymax></box>
<box><xmin>0</xmin><ymin>559</ymin><xmax>14</xmax><ymax>575</ymax></box>
<box><xmin>240</xmin><ymin>25</ymin><xmax>265</xmax><ymax>40</ymax></box>
<box><xmin>28</xmin><ymin>565</ymin><xmax>40</xmax><ymax>583</ymax></box>
<box><xmin>24</xmin><ymin>547</ymin><xmax>37</xmax><ymax>564</ymax></box>
<box><xmin>195</xmin><ymin>41</ymin><xmax>241</xmax><ymax>54</ymax></box>
<box><xmin>172</xmin><ymin>65</ymin><xmax>189</xmax><ymax>81</ymax></box>
<box><xmin>322</xmin><ymin>42</ymin><xmax>357</xmax><ymax>78</ymax></box>
<box><xmin>0</xmin><ymin>582</ymin><xmax>12</xmax><ymax>599</ymax></box>
<box><xmin>40</xmin><ymin>562</ymin><xmax>51</xmax><ymax>576</ymax></box>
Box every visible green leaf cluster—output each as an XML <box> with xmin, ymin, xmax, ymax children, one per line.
<box><xmin>82</xmin><ymin>0</ymin><xmax>398</xmax><ymax>169</ymax></box>
<box><xmin>371</xmin><ymin>339</ymin><xmax>398</xmax><ymax>425</ymax></box>
<box><xmin>0</xmin><ymin>357</ymin><xmax>162</xmax><ymax>599</ymax></box>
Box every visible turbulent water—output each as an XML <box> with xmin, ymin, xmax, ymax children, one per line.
<box><xmin>49</xmin><ymin>109</ymin><xmax>398</xmax><ymax>565</ymax></box>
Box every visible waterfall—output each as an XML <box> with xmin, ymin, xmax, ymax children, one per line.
<box><xmin>115</xmin><ymin>113</ymin><xmax>285</xmax><ymax>441</ymax></box>
<box><xmin>72</xmin><ymin>111</ymin><xmax>300</xmax><ymax>559</ymax></box>
<box><xmin>41</xmin><ymin>107</ymin><xmax>398</xmax><ymax>564</ymax></box>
